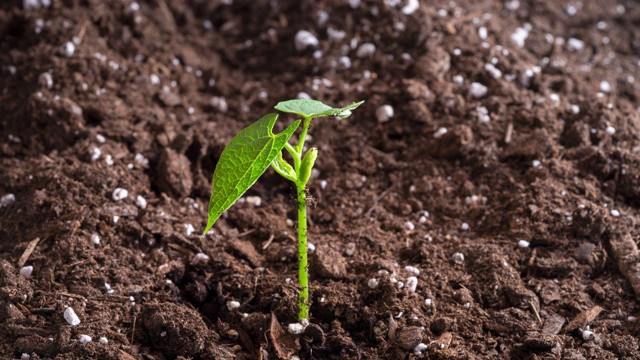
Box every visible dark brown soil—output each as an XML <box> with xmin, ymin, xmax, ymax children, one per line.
<box><xmin>2</xmin><ymin>0</ymin><xmax>640</xmax><ymax>359</ymax></box>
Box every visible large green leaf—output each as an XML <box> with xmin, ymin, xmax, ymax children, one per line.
<box><xmin>204</xmin><ymin>114</ymin><xmax>300</xmax><ymax>233</ymax></box>
<box><xmin>274</xmin><ymin>99</ymin><xmax>364</xmax><ymax>119</ymax></box>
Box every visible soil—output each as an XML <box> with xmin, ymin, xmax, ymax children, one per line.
<box><xmin>1</xmin><ymin>0</ymin><xmax>640</xmax><ymax>359</ymax></box>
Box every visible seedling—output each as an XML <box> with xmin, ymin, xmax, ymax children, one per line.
<box><xmin>204</xmin><ymin>98</ymin><xmax>364</xmax><ymax>320</ymax></box>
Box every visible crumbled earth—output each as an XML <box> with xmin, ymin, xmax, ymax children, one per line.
<box><xmin>1</xmin><ymin>0</ymin><xmax>640</xmax><ymax>359</ymax></box>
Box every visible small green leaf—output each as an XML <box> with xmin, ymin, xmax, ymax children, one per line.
<box><xmin>204</xmin><ymin>114</ymin><xmax>300</xmax><ymax>234</ymax></box>
<box><xmin>271</xmin><ymin>151</ymin><xmax>297</xmax><ymax>182</ymax></box>
<box><xmin>275</xmin><ymin>99</ymin><xmax>365</xmax><ymax>119</ymax></box>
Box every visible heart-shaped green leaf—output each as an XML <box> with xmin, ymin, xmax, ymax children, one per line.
<box><xmin>275</xmin><ymin>99</ymin><xmax>364</xmax><ymax>119</ymax></box>
<box><xmin>204</xmin><ymin>114</ymin><xmax>300</xmax><ymax>234</ymax></box>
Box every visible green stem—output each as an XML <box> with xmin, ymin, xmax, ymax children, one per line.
<box><xmin>296</xmin><ymin>182</ymin><xmax>309</xmax><ymax>320</ymax></box>
<box><xmin>296</xmin><ymin>118</ymin><xmax>312</xmax><ymax>155</ymax></box>
<box><xmin>284</xmin><ymin>143</ymin><xmax>300</xmax><ymax>171</ymax></box>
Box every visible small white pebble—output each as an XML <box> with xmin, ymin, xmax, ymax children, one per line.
<box><xmin>64</xmin><ymin>307</ymin><xmax>81</xmax><ymax>326</ymax></box>
<box><xmin>96</xmin><ymin>134</ymin><xmax>107</xmax><ymax>144</ymax></box>
<box><xmin>397</xmin><ymin>281</ymin><xmax>404</xmax><ymax>289</ymax></box>
<box><xmin>433</xmin><ymin>127</ymin><xmax>448</xmax><ymax>139</ymax></box>
<box><xmin>134</xmin><ymin>153</ymin><xmax>149</xmax><ymax>166</ymax></box>
<box><xmin>605</xmin><ymin>125</ymin><xmax>616</xmax><ymax>135</ymax></box>
<box><xmin>194</xmin><ymin>252</ymin><xmax>209</xmax><ymax>262</ymax></box>
<box><xmin>610</xmin><ymin>209</ymin><xmax>620</xmax><ymax>217</ymax></box>
<box><xmin>185</xmin><ymin>223</ymin><xmax>195</xmax><ymax>236</ymax></box>
<box><xmin>62</xmin><ymin>42</ymin><xmax>75</xmax><ymax>57</ymax></box>
<box><xmin>404</xmin><ymin>221</ymin><xmax>415</xmax><ymax>231</ymax></box>
<box><xmin>90</xmin><ymin>147</ymin><xmax>101</xmax><ymax>162</ymax></box>
<box><xmin>320</xmin><ymin>180</ymin><xmax>327</xmax><ymax>189</ymax></box>
<box><xmin>307</xmin><ymin>242</ymin><xmax>316</xmax><ymax>253</ymax></box>
<box><xmin>453</xmin><ymin>75</ymin><xmax>464</xmax><ymax>84</ymax></box>
<box><xmin>112</xmin><ymin>188</ymin><xmax>128</xmax><ymax>201</ymax></box>
<box><xmin>345</xmin><ymin>242</ymin><xmax>356</xmax><ymax>256</ymax></box>
<box><xmin>246</xmin><ymin>196</ymin><xmax>262</xmax><ymax>206</ymax></box>
<box><xmin>599</xmin><ymin>81</ymin><xmax>611</xmax><ymax>93</ymax></box>
<box><xmin>582</xmin><ymin>330</ymin><xmax>596</xmax><ymax>341</ymax></box>
<box><xmin>469</xmin><ymin>82</ymin><xmax>488</xmax><ymax>98</ymax></box>
<box><xmin>376</xmin><ymin>105</ymin><xmax>394</xmax><ymax>123</ymax></box>
<box><xmin>406</xmin><ymin>276</ymin><xmax>418</xmax><ymax>292</ymax></box>
<box><xmin>297</xmin><ymin>92</ymin><xmax>311</xmax><ymax>100</ymax></box>
<box><xmin>460</xmin><ymin>222</ymin><xmax>469</xmax><ymax>231</ymax></box>
<box><xmin>104</xmin><ymin>154</ymin><xmax>114</xmax><ymax>166</ymax></box>
<box><xmin>99</xmin><ymin>337</ymin><xmax>108</xmax><ymax>344</ymax></box>
<box><xmin>356</xmin><ymin>42</ymin><xmax>376</xmax><ymax>58</ymax></box>
<box><xmin>425</xmin><ymin>298</ymin><xmax>432</xmax><ymax>306</ymax></box>
<box><xmin>567</xmin><ymin>38</ymin><xmax>584</xmax><ymax>51</ymax></box>
<box><xmin>452</xmin><ymin>252</ymin><xmax>465</xmax><ymax>264</ymax></box>
<box><xmin>484</xmin><ymin>64</ymin><xmax>502</xmax><ymax>79</ymax></box>
<box><xmin>413</xmin><ymin>343</ymin><xmax>429</xmax><ymax>355</ymax></box>
<box><xmin>288</xmin><ymin>323</ymin><xmax>306</xmax><ymax>335</ymax></box>
<box><xmin>570</xmin><ymin>104</ymin><xmax>580</xmax><ymax>114</ymax></box>
<box><xmin>0</xmin><ymin>194</ymin><xmax>16</xmax><ymax>208</ymax></box>
<box><xmin>135</xmin><ymin>195</ymin><xmax>147</xmax><ymax>209</ymax></box>
<box><xmin>210</xmin><ymin>96</ymin><xmax>228</xmax><ymax>113</ymax></box>
<box><xmin>129</xmin><ymin>296</ymin><xmax>135</xmax><ymax>302</ymax></box>
<box><xmin>511</xmin><ymin>27</ymin><xmax>529</xmax><ymax>48</ymax></box>
<box><xmin>532</xmin><ymin>160</ymin><xmax>541</xmax><ymax>168</ymax></box>
<box><xmin>79</xmin><ymin>334</ymin><xmax>92</xmax><ymax>344</ymax></box>
<box><xmin>89</xmin><ymin>233</ymin><xmax>101</xmax><ymax>245</ymax></box>
<box><xmin>160</xmin><ymin>331</ymin><xmax>166</xmax><ymax>337</ymax></box>
<box><xmin>452</xmin><ymin>48</ymin><xmax>461</xmax><ymax>56</ymax></box>
<box><xmin>294</xmin><ymin>30</ymin><xmax>319</xmax><ymax>52</ymax></box>
<box><xmin>20</xmin><ymin>353</ymin><xmax>30</xmax><ymax>360</ymax></box>
<box><xmin>338</xmin><ymin>56</ymin><xmax>351</xmax><ymax>69</ymax></box>
<box><xmin>39</xmin><ymin>72</ymin><xmax>53</xmax><ymax>89</ymax></box>
<box><xmin>518</xmin><ymin>239</ymin><xmax>530</xmax><ymax>248</ymax></box>
<box><xmin>285</xmin><ymin>278</ymin><xmax>291</xmax><ymax>284</ymax></box>
<box><xmin>477</xmin><ymin>106</ymin><xmax>490</xmax><ymax>123</ymax></box>
<box><xmin>401</xmin><ymin>0</ymin><xmax>419</xmax><ymax>14</ymax></box>
<box><xmin>478</xmin><ymin>27</ymin><xmax>488</xmax><ymax>40</ymax></box>
<box><xmin>226</xmin><ymin>301</ymin><xmax>240</xmax><ymax>311</ymax></box>
<box><xmin>367</xmin><ymin>278</ymin><xmax>379</xmax><ymax>289</ymax></box>
<box><xmin>20</xmin><ymin>266</ymin><xmax>33</xmax><ymax>277</ymax></box>
<box><xmin>404</xmin><ymin>265</ymin><xmax>420</xmax><ymax>276</ymax></box>
<box><xmin>505</xmin><ymin>0</ymin><xmax>520</xmax><ymax>10</ymax></box>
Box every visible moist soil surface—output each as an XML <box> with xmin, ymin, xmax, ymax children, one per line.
<box><xmin>2</xmin><ymin>0</ymin><xmax>640</xmax><ymax>359</ymax></box>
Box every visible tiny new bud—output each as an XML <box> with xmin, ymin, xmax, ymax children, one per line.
<box><xmin>298</xmin><ymin>148</ymin><xmax>318</xmax><ymax>185</ymax></box>
<box><xmin>337</xmin><ymin>110</ymin><xmax>352</xmax><ymax>119</ymax></box>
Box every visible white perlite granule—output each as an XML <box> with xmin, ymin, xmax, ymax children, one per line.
<box><xmin>294</xmin><ymin>30</ymin><xmax>319</xmax><ymax>52</ymax></box>
<box><xmin>112</xmin><ymin>188</ymin><xmax>128</xmax><ymax>201</ymax></box>
<box><xmin>19</xmin><ymin>266</ymin><xmax>33</xmax><ymax>277</ymax></box>
<box><xmin>79</xmin><ymin>334</ymin><xmax>92</xmax><ymax>344</ymax></box>
<box><xmin>64</xmin><ymin>307</ymin><xmax>81</xmax><ymax>326</ymax></box>
<box><xmin>469</xmin><ymin>82</ymin><xmax>488</xmax><ymax>98</ymax></box>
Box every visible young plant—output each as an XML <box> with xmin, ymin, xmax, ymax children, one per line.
<box><xmin>203</xmin><ymin>99</ymin><xmax>364</xmax><ymax>320</ymax></box>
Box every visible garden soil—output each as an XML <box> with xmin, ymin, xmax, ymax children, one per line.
<box><xmin>1</xmin><ymin>0</ymin><xmax>640</xmax><ymax>359</ymax></box>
